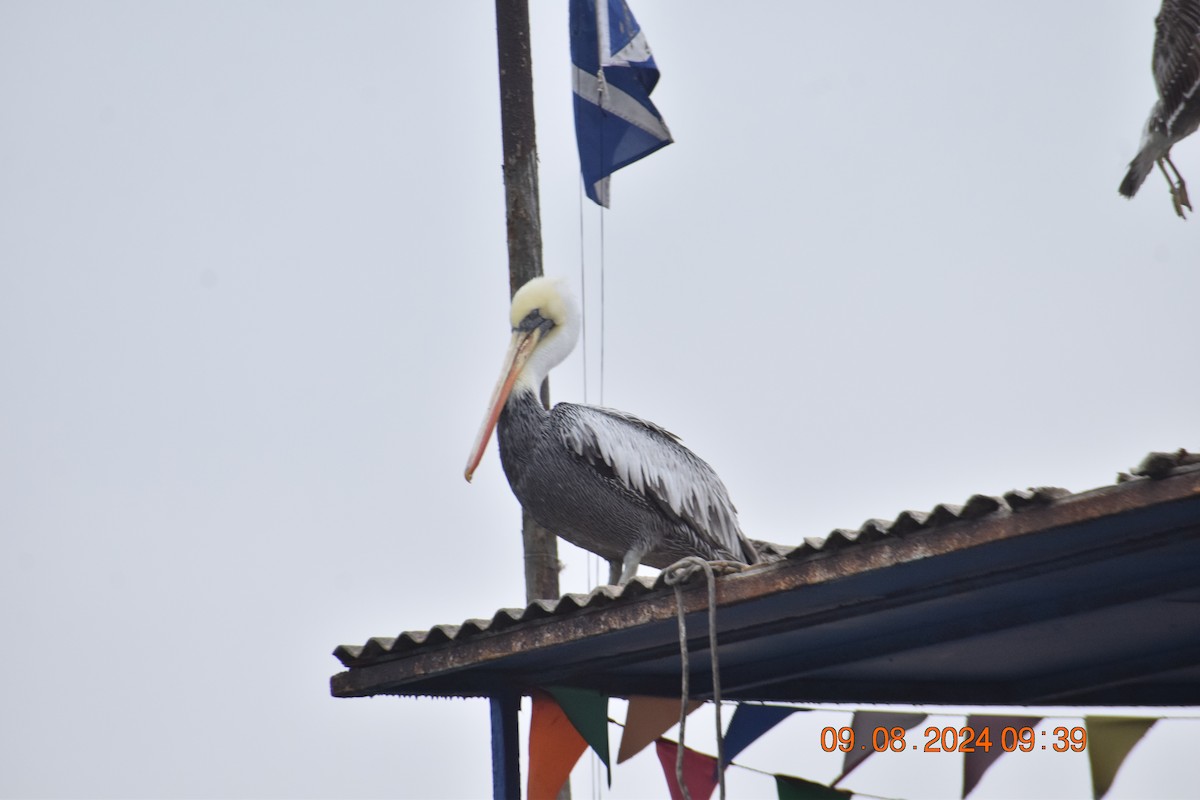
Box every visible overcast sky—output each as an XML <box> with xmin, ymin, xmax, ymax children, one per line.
<box><xmin>2</xmin><ymin>1</ymin><xmax>1198</xmax><ymax>798</ymax></box>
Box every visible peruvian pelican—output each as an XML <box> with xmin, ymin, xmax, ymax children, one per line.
<box><xmin>464</xmin><ymin>277</ymin><xmax>759</xmax><ymax>585</ymax></box>
<box><xmin>1119</xmin><ymin>0</ymin><xmax>1200</xmax><ymax>217</ymax></box>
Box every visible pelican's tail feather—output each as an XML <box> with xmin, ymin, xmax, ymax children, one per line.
<box><xmin>1120</xmin><ymin>153</ymin><xmax>1156</xmax><ymax>198</ymax></box>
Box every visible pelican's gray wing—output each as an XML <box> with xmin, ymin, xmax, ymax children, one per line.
<box><xmin>1153</xmin><ymin>0</ymin><xmax>1200</xmax><ymax>135</ymax></box>
<box><xmin>552</xmin><ymin>402</ymin><xmax>756</xmax><ymax>563</ymax></box>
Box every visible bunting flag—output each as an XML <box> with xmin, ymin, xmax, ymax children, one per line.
<box><xmin>962</xmin><ymin>715</ymin><xmax>1042</xmax><ymax>797</ymax></box>
<box><xmin>527</xmin><ymin>691</ymin><xmax>589</xmax><ymax>800</ymax></box>
<box><xmin>655</xmin><ymin>738</ymin><xmax>720</xmax><ymax>800</ymax></box>
<box><xmin>546</xmin><ymin>686</ymin><xmax>611</xmax><ymax>785</ymax></box>
<box><xmin>834</xmin><ymin>711</ymin><xmax>927</xmax><ymax>785</ymax></box>
<box><xmin>536</xmin><ymin>702</ymin><xmax>1175</xmax><ymax>798</ymax></box>
<box><xmin>1086</xmin><ymin>716</ymin><xmax>1157</xmax><ymax>799</ymax></box>
<box><xmin>569</xmin><ymin>0</ymin><xmax>673</xmax><ymax>206</ymax></box>
<box><xmin>775</xmin><ymin>774</ymin><xmax>854</xmax><ymax>800</ymax></box>
<box><xmin>722</xmin><ymin>703</ymin><xmax>804</xmax><ymax>770</ymax></box>
<box><xmin>618</xmin><ymin>695</ymin><xmax>702</xmax><ymax>763</ymax></box>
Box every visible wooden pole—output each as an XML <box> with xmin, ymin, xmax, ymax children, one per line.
<box><xmin>495</xmin><ymin>0</ymin><xmax>560</xmax><ymax>605</ymax></box>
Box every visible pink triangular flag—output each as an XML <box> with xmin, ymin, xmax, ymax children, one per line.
<box><xmin>655</xmin><ymin>739</ymin><xmax>719</xmax><ymax>800</ymax></box>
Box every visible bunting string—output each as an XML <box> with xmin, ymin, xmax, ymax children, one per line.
<box><xmin>609</xmin><ymin>713</ymin><xmax>898</xmax><ymax>799</ymax></box>
<box><xmin>583</xmin><ymin>702</ymin><xmax>1192</xmax><ymax>800</ymax></box>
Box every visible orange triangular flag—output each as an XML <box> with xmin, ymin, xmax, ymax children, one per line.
<box><xmin>618</xmin><ymin>696</ymin><xmax>703</xmax><ymax>763</ymax></box>
<box><xmin>528</xmin><ymin>690</ymin><xmax>588</xmax><ymax>800</ymax></box>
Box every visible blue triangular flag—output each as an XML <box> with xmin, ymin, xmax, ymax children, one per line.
<box><xmin>569</xmin><ymin>0</ymin><xmax>673</xmax><ymax>206</ymax></box>
<box><xmin>721</xmin><ymin>703</ymin><xmax>801</xmax><ymax>770</ymax></box>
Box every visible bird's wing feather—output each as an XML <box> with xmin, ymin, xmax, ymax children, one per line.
<box><xmin>553</xmin><ymin>403</ymin><xmax>751</xmax><ymax>560</ymax></box>
<box><xmin>1153</xmin><ymin>0</ymin><xmax>1200</xmax><ymax>134</ymax></box>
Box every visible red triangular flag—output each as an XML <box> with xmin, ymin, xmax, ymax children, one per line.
<box><xmin>655</xmin><ymin>739</ymin><xmax>719</xmax><ymax>800</ymax></box>
<box><xmin>528</xmin><ymin>690</ymin><xmax>588</xmax><ymax>800</ymax></box>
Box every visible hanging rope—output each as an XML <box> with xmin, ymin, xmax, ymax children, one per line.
<box><xmin>661</xmin><ymin>558</ymin><xmax>746</xmax><ymax>800</ymax></box>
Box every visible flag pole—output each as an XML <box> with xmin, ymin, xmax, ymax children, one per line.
<box><xmin>494</xmin><ymin>0</ymin><xmax>560</xmax><ymax>605</ymax></box>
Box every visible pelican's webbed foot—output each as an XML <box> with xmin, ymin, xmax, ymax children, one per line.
<box><xmin>1159</xmin><ymin>156</ymin><xmax>1191</xmax><ymax>219</ymax></box>
<box><xmin>1175</xmin><ymin>181</ymin><xmax>1192</xmax><ymax>218</ymax></box>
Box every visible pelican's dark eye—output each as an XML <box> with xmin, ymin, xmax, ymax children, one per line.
<box><xmin>516</xmin><ymin>309</ymin><xmax>555</xmax><ymax>334</ymax></box>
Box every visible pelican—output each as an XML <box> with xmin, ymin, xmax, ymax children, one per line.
<box><xmin>464</xmin><ymin>277</ymin><xmax>759</xmax><ymax>585</ymax></box>
<box><xmin>1119</xmin><ymin>0</ymin><xmax>1200</xmax><ymax>218</ymax></box>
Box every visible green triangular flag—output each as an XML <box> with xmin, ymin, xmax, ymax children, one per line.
<box><xmin>547</xmin><ymin>687</ymin><xmax>610</xmax><ymax>785</ymax></box>
<box><xmin>1086</xmin><ymin>716</ymin><xmax>1156</xmax><ymax>799</ymax></box>
<box><xmin>775</xmin><ymin>774</ymin><xmax>852</xmax><ymax>800</ymax></box>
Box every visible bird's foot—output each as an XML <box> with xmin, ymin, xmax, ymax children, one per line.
<box><xmin>1171</xmin><ymin>191</ymin><xmax>1188</xmax><ymax>219</ymax></box>
<box><xmin>1175</xmin><ymin>181</ymin><xmax>1193</xmax><ymax>219</ymax></box>
<box><xmin>612</xmin><ymin>547</ymin><xmax>647</xmax><ymax>586</ymax></box>
<box><xmin>1171</xmin><ymin>193</ymin><xmax>1184</xmax><ymax>218</ymax></box>
<box><xmin>1156</xmin><ymin>158</ymin><xmax>1191</xmax><ymax>218</ymax></box>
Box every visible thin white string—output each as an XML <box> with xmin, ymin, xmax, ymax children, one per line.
<box><xmin>578</xmin><ymin>175</ymin><xmax>589</xmax><ymax>405</ymax></box>
<box><xmin>598</xmin><ymin>206</ymin><xmax>605</xmax><ymax>408</ymax></box>
<box><xmin>579</xmin><ymin>161</ymin><xmax>604</xmax><ymax>800</ymax></box>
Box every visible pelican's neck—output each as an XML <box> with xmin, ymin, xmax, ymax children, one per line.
<box><xmin>513</xmin><ymin>301</ymin><xmax>580</xmax><ymax>394</ymax></box>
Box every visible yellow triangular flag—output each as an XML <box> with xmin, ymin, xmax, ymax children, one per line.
<box><xmin>617</xmin><ymin>696</ymin><xmax>702</xmax><ymax>763</ymax></box>
<box><xmin>1086</xmin><ymin>716</ymin><xmax>1156</xmax><ymax>799</ymax></box>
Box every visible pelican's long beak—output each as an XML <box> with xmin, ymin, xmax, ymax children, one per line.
<box><xmin>464</xmin><ymin>328</ymin><xmax>542</xmax><ymax>482</ymax></box>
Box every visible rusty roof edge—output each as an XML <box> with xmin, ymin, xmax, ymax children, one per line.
<box><xmin>329</xmin><ymin>575</ymin><xmax>740</xmax><ymax>695</ymax></box>
<box><xmin>331</xmin><ymin>464</ymin><xmax>1200</xmax><ymax>692</ymax></box>
<box><xmin>787</xmin><ymin>455</ymin><xmax>1200</xmax><ymax>560</ymax></box>
<box><xmin>790</xmin><ymin>488</ymin><xmax>1072</xmax><ymax>560</ymax></box>
<box><xmin>331</xmin><ymin>579</ymin><xmax>664</xmax><ymax>670</ymax></box>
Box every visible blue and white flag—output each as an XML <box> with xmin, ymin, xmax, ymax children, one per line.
<box><xmin>570</xmin><ymin>0</ymin><xmax>672</xmax><ymax>207</ymax></box>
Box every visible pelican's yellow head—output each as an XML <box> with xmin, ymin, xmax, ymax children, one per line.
<box><xmin>510</xmin><ymin>276</ymin><xmax>573</xmax><ymax>331</ymax></box>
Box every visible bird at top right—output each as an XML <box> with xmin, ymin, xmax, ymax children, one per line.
<box><xmin>1119</xmin><ymin>0</ymin><xmax>1200</xmax><ymax>218</ymax></box>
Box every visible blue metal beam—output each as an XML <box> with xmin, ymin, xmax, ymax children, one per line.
<box><xmin>490</xmin><ymin>691</ymin><xmax>521</xmax><ymax>799</ymax></box>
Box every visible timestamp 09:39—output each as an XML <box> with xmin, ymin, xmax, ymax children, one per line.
<box><xmin>819</xmin><ymin>725</ymin><xmax>1088</xmax><ymax>754</ymax></box>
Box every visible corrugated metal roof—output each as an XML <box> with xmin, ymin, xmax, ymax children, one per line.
<box><xmin>334</xmin><ymin>450</ymin><xmax>1198</xmax><ymax>673</ymax></box>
